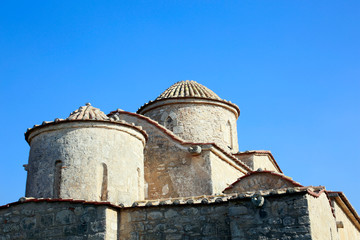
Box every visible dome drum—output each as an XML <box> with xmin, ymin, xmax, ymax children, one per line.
<box><xmin>25</xmin><ymin>104</ymin><xmax>147</xmax><ymax>206</ymax></box>
<box><xmin>137</xmin><ymin>81</ymin><xmax>240</xmax><ymax>153</ymax></box>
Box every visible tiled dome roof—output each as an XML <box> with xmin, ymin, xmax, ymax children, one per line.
<box><xmin>25</xmin><ymin>103</ymin><xmax>148</xmax><ymax>143</ymax></box>
<box><xmin>67</xmin><ymin>103</ymin><xmax>109</xmax><ymax>121</ymax></box>
<box><xmin>156</xmin><ymin>80</ymin><xmax>221</xmax><ymax>100</ymax></box>
<box><xmin>137</xmin><ymin>80</ymin><xmax>240</xmax><ymax>115</ymax></box>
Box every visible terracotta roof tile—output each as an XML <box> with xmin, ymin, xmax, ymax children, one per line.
<box><xmin>157</xmin><ymin>80</ymin><xmax>221</xmax><ymax>100</ymax></box>
<box><xmin>137</xmin><ymin>81</ymin><xmax>240</xmax><ymax>115</ymax></box>
<box><xmin>67</xmin><ymin>103</ymin><xmax>109</xmax><ymax>121</ymax></box>
<box><xmin>0</xmin><ymin>186</ymin><xmax>325</xmax><ymax>210</ymax></box>
<box><xmin>25</xmin><ymin>104</ymin><xmax>148</xmax><ymax>143</ymax></box>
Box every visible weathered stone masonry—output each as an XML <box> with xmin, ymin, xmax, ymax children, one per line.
<box><xmin>0</xmin><ymin>201</ymin><xmax>110</xmax><ymax>240</ymax></box>
<box><xmin>1</xmin><ymin>80</ymin><xmax>359</xmax><ymax>240</ymax></box>
<box><xmin>0</xmin><ymin>190</ymin><xmax>339</xmax><ymax>240</ymax></box>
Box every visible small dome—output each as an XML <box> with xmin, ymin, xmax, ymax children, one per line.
<box><xmin>67</xmin><ymin>103</ymin><xmax>109</xmax><ymax>121</ymax></box>
<box><xmin>25</xmin><ymin>103</ymin><xmax>148</xmax><ymax>144</ymax></box>
<box><xmin>156</xmin><ymin>80</ymin><xmax>221</xmax><ymax>100</ymax></box>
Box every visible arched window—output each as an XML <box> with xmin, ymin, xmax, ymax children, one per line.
<box><xmin>100</xmin><ymin>163</ymin><xmax>108</xmax><ymax>201</ymax></box>
<box><xmin>165</xmin><ymin>116</ymin><xmax>174</xmax><ymax>132</ymax></box>
<box><xmin>53</xmin><ymin>160</ymin><xmax>62</xmax><ymax>198</ymax></box>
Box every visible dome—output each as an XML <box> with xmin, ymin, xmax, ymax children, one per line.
<box><xmin>25</xmin><ymin>103</ymin><xmax>148</xmax><ymax>144</ymax></box>
<box><xmin>156</xmin><ymin>80</ymin><xmax>221</xmax><ymax>100</ymax></box>
<box><xmin>67</xmin><ymin>103</ymin><xmax>109</xmax><ymax>121</ymax></box>
<box><xmin>137</xmin><ymin>80</ymin><xmax>239</xmax><ymax>116</ymax></box>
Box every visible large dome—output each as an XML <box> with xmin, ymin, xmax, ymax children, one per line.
<box><xmin>156</xmin><ymin>80</ymin><xmax>221</xmax><ymax>100</ymax></box>
<box><xmin>137</xmin><ymin>80</ymin><xmax>239</xmax><ymax>116</ymax></box>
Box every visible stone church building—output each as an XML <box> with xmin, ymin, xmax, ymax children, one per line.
<box><xmin>0</xmin><ymin>80</ymin><xmax>359</xmax><ymax>239</ymax></box>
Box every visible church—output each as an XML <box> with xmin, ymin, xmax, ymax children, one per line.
<box><xmin>1</xmin><ymin>80</ymin><xmax>359</xmax><ymax>239</ymax></box>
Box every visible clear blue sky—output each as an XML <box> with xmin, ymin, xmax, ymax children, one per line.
<box><xmin>1</xmin><ymin>1</ymin><xmax>359</xmax><ymax>211</ymax></box>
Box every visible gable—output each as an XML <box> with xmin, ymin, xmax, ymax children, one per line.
<box><xmin>223</xmin><ymin>171</ymin><xmax>303</xmax><ymax>194</ymax></box>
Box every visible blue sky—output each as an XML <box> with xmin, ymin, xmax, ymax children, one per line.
<box><xmin>1</xmin><ymin>1</ymin><xmax>359</xmax><ymax>211</ymax></box>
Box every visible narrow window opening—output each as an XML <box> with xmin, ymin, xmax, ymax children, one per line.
<box><xmin>165</xmin><ymin>116</ymin><xmax>174</xmax><ymax>132</ymax></box>
<box><xmin>226</xmin><ymin>121</ymin><xmax>233</xmax><ymax>150</ymax></box>
<box><xmin>137</xmin><ymin>167</ymin><xmax>141</xmax><ymax>199</ymax></box>
<box><xmin>100</xmin><ymin>163</ymin><xmax>108</xmax><ymax>201</ymax></box>
<box><xmin>53</xmin><ymin>160</ymin><xmax>62</xmax><ymax>198</ymax></box>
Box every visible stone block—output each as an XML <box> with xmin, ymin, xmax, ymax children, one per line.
<box><xmin>90</xmin><ymin>220</ymin><xmax>105</xmax><ymax>233</ymax></box>
<box><xmin>80</xmin><ymin>208</ymin><xmax>97</xmax><ymax>223</ymax></box>
<box><xmin>88</xmin><ymin>232</ymin><xmax>106</xmax><ymax>240</ymax></box>
<box><xmin>297</xmin><ymin>216</ymin><xmax>310</xmax><ymax>225</ymax></box>
<box><xmin>21</xmin><ymin>216</ymin><xmax>36</xmax><ymax>230</ymax></box>
<box><xmin>77</xmin><ymin>221</ymin><xmax>89</xmax><ymax>234</ymax></box>
<box><xmin>165</xmin><ymin>234</ymin><xmax>183</xmax><ymax>240</ymax></box>
<box><xmin>21</xmin><ymin>209</ymin><xmax>34</xmax><ymax>216</ymax></box>
<box><xmin>147</xmin><ymin>211</ymin><xmax>163</xmax><ymax>220</ymax></box>
<box><xmin>165</xmin><ymin>209</ymin><xmax>179</xmax><ymax>219</ymax></box>
<box><xmin>229</xmin><ymin>206</ymin><xmax>248</xmax><ymax>216</ymax></box>
<box><xmin>64</xmin><ymin>225</ymin><xmax>78</xmax><ymax>236</ymax></box>
<box><xmin>130</xmin><ymin>211</ymin><xmax>146</xmax><ymax>222</ymax></box>
<box><xmin>40</xmin><ymin>213</ymin><xmax>54</xmax><ymax>227</ymax></box>
<box><xmin>181</xmin><ymin>207</ymin><xmax>199</xmax><ymax>216</ymax></box>
<box><xmin>202</xmin><ymin>224</ymin><xmax>216</xmax><ymax>236</ymax></box>
<box><xmin>56</xmin><ymin>210</ymin><xmax>76</xmax><ymax>225</ymax></box>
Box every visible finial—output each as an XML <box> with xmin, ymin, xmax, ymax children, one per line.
<box><xmin>85</xmin><ymin>102</ymin><xmax>91</xmax><ymax>106</ymax></box>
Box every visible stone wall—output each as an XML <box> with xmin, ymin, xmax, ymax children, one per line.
<box><xmin>140</xmin><ymin>100</ymin><xmax>239</xmax><ymax>153</ymax></box>
<box><xmin>332</xmin><ymin>200</ymin><xmax>360</xmax><ymax>240</ymax></box>
<box><xmin>234</xmin><ymin>152</ymin><xmax>280</xmax><ymax>173</ymax></box>
<box><xmin>119</xmin><ymin>192</ymin><xmax>318</xmax><ymax>240</ymax></box>
<box><xmin>119</xmin><ymin>203</ymin><xmax>231</xmax><ymax>239</ymax></box>
<box><xmin>207</xmin><ymin>151</ymin><xmax>245</xmax><ymax>195</ymax></box>
<box><xmin>307</xmin><ymin>193</ymin><xmax>339</xmax><ymax>240</ymax></box>
<box><xmin>114</xmin><ymin>112</ymin><xmax>214</xmax><ymax>199</ymax></box>
<box><xmin>110</xmin><ymin>112</ymin><xmax>245</xmax><ymax>200</ymax></box>
<box><xmin>229</xmin><ymin>194</ymin><xmax>312</xmax><ymax>239</ymax></box>
<box><xmin>0</xmin><ymin>201</ymin><xmax>109</xmax><ymax>240</ymax></box>
<box><xmin>1</xmin><ymin>191</ymin><xmax>353</xmax><ymax>239</ymax></box>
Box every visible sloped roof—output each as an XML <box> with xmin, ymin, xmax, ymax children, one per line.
<box><xmin>327</xmin><ymin>191</ymin><xmax>360</xmax><ymax>231</ymax></box>
<box><xmin>108</xmin><ymin>109</ymin><xmax>252</xmax><ymax>173</ymax></box>
<box><xmin>233</xmin><ymin>151</ymin><xmax>283</xmax><ymax>173</ymax></box>
<box><xmin>0</xmin><ymin>186</ymin><xmax>326</xmax><ymax>210</ymax></box>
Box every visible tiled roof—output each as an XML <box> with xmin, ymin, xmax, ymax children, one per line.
<box><xmin>129</xmin><ymin>186</ymin><xmax>325</xmax><ymax>208</ymax></box>
<box><xmin>0</xmin><ymin>186</ymin><xmax>326</xmax><ymax>210</ymax></box>
<box><xmin>326</xmin><ymin>191</ymin><xmax>360</xmax><ymax>231</ymax></box>
<box><xmin>234</xmin><ymin>151</ymin><xmax>283</xmax><ymax>173</ymax></box>
<box><xmin>156</xmin><ymin>80</ymin><xmax>221</xmax><ymax>100</ymax></box>
<box><xmin>67</xmin><ymin>103</ymin><xmax>109</xmax><ymax>120</ymax></box>
<box><xmin>137</xmin><ymin>81</ymin><xmax>240</xmax><ymax>115</ymax></box>
<box><xmin>25</xmin><ymin>104</ymin><xmax>148</xmax><ymax>143</ymax></box>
